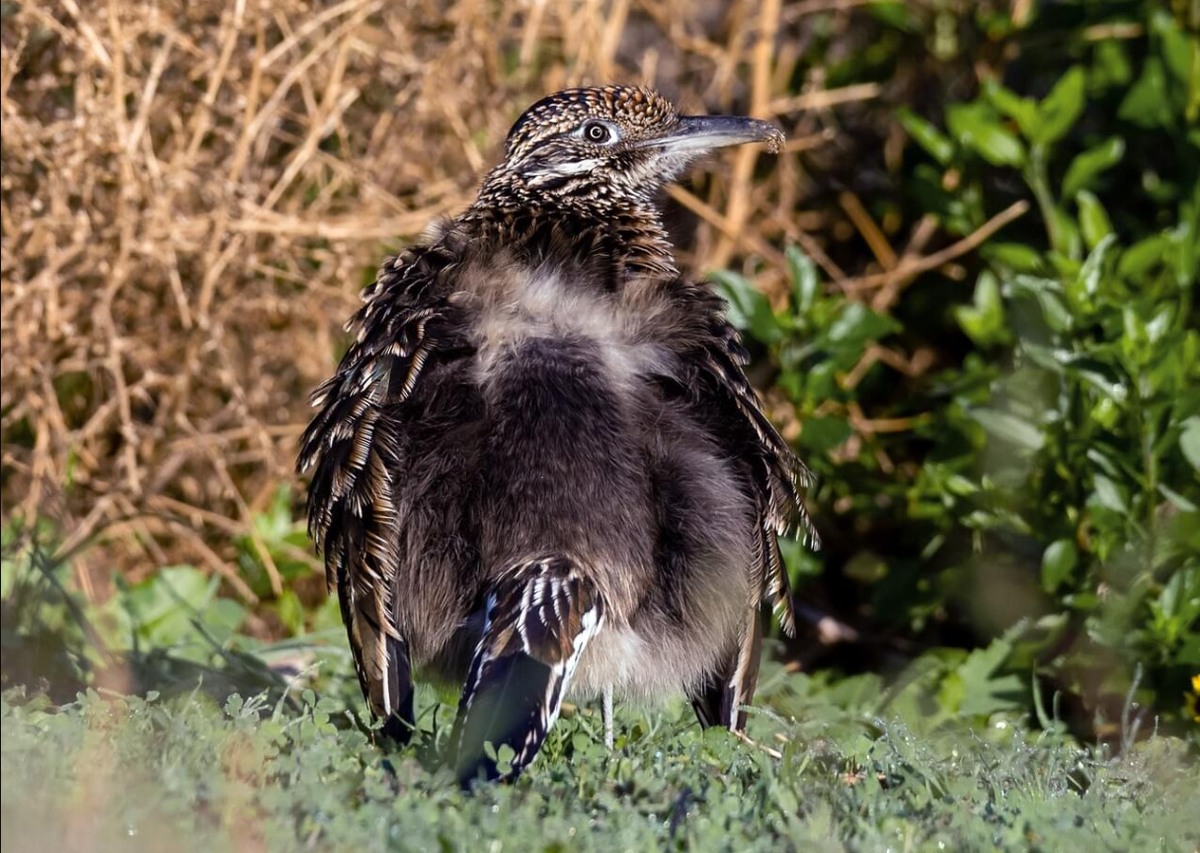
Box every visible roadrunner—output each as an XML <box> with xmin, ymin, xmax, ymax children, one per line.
<box><xmin>298</xmin><ymin>86</ymin><xmax>817</xmax><ymax>785</ymax></box>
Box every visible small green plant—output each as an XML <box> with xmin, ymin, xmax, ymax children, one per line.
<box><xmin>234</xmin><ymin>485</ymin><xmax>342</xmax><ymax>637</ymax></box>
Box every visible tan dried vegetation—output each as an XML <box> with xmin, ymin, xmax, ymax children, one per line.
<box><xmin>2</xmin><ymin>0</ymin><xmax>889</xmax><ymax>605</ymax></box>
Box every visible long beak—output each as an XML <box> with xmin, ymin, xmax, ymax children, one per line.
<box><xmin>646</xmin><ymin>115</ymin><xmax>785</xmax><ymax>154</ymax></box>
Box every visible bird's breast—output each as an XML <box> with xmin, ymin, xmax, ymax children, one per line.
<box><xmin>463</xmin><ymin>265</ymin><xmax>676</xmax><ymax>389</ymax></box>
<box><xmin>454</xmin><ymin>267</ymin><xmax>683</xmax><ymax>606</ymax></box>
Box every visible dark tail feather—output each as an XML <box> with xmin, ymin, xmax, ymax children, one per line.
<box><xmin>381</xmin><ymin>633</ymin><xmax>416</xmax><ymax>744</ymax></box>
<box><xmin>452</xmin><ymin>556</ymin><xmax>604</xmax><ymax>786</ymax></box>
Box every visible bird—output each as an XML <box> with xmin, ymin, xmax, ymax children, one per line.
<box><xmin>297</xmin><ymin>85</ymin><xmax>817</xmax><ymax>786</ymax></box>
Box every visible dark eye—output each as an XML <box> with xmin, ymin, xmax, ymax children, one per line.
<box><xmin>583</xmin><ymin>122</ymin><xmax>612</xmax><ymax>143</ymax></box>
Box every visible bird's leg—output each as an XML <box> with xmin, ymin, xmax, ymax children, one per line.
<box><xmin>687</xmin><ymin>607</ymin><xmax>763</xmax><ymax>731</ymax></box>
<box><xmin>603</xmin><ymin>685</ymin><xmax>614</xmax><ymax>750</ymax></box>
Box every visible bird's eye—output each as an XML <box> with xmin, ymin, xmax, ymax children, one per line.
<box><xmin>583</xmin><ymin>122</ymin><xmax>612</xmax><ymax>143</ymax></box>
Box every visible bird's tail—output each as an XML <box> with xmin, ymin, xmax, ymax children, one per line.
<box><xmin>452</xmin><ymin>555</ymin><xmax>604</xmax><ymax>786</ymax></box>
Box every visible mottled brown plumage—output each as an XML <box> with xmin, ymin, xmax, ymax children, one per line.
<box><xmin>297</xmin><ymin>85</ymin><xmax>815</xmax><ymax>784</ymax></box>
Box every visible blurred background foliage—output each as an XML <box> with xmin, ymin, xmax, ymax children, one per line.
<box><xmin>1</xmin><ymin>0</ymin><xmax>1197</xmax><ymax>750</ymax></box>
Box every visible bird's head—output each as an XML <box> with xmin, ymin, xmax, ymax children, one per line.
<box><xmin>475</xmin><ymin>85</ymin><xmax>784</xmax><ymax>214</ymax></box>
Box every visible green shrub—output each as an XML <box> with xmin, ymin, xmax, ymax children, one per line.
<box><xmin>716</xmin><ymin>2</ymin><xmax>1198</xmax><ymax>737</ymax></box>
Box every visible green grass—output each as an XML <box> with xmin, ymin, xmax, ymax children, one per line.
<box><xmin>3</xmin><ymin>667</ymin><xmax>1197</xmax><ymax>853</ymax></box>
<box><xmin>2</xmin><ymin>551</ymin><xmax>1196</xmax><ymax>851</ymax></box>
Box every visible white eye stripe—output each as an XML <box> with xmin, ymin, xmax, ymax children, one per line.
<box><xmin>527</xmin><ymin>157</ymin><xmax>604</xmax><ymax>178</ymax></box>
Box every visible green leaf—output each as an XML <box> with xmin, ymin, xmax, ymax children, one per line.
<box><xmin>798</xmin><ymin>416</ymin><xmax>853</xmax><ymax>453</ymax></box>
<box><xmin>980</xmin><ymin>242</ymin><xmax>1045</xmax><ymax>274</ymax></box>
<box><xmin>1041</xmin><ymin>539</ymin><xmax>1078</xmax><ymax>593</ymax></box>
<box><xmin>897</xmin><ymin>108</ymin><xmax>955</xmax><ymax>165</ymax></box>
<box><xmin>982</xmin><ymin>81</ymin><xmax>1039</xmax><ymax>138</ymax></box>
<box><xmin>1007</xmin><ymin>275</ymin><xmax>1073</xmax><ymax>332</ymax></box>
<box><xmin>274</xmin><ymin>589</ymin><xmax>306</xmax><ymax>636</ymax></box>
<box><xmin>1152</xmin><ymin>566</ymin><xmax>1196</xmax><ymax>627</ymax></box>
<box><xmin>955</xmin><ymin>639</ymin><xmax>1025</xmax><ymax>717</ymax></box>
<box><xmin>946</xmin><ymin>103</ymin><xmax>1026</xmax><ymax>166</ymax></box>
<box><xmin>1062</xmin><ymin>137</ymin><xmax>1125</xmax><ymax>198</ymax></box>
<box><xmin>1118</xmin><ymin>233</ymin><xmax>1171</xmax><ymax>280</ymax></box>
<box><xmin>1151</xmin><ymin>8</ymin><xmax>1194</xmax><ymax>84</ymax></box>
<box><xmin>1118</xmin><ymin>57</ymin><xmax>1172</xmax><ymax>128</ymax></box>
<box><xmin>1120</xmin><ymin>305</ymin><xmax>1161</xmax><ymax>367</ymax></box>
<box><xmin>1172</xmin><ymin>202</ymin><xmax>1200</xmax><ymax>287</ymax></box>
<box><xmin>204</xmin><ymin>598</ymin><xmax>247</xmax><ymax>642</ymax></box>
<box><xmin>1181</xmin><ymin>417</ymin><xmax>1200</xmax><ymax>472</ymax></box>
<box><xmin>1046</xmin><ymin>204</ymin><xmax>1083</xmax><ymax>260</ymax></box>
<box><xmin>1145</xmin><ymin>305</ymin><xmax>1172</xmax><ymax>344</ymax></box>
<box><xmin>122</xmin><ymin>566</ymin><xmax>222</xmax><ymax>648</ymax></box>
<box><xmin>954</xmin><ymin>270</ymin><xmax>1008</xmax><ymax>346</ymax></box>
<box><xmin>865</xmin><ymin>0</ymin><xmax>920</xmax><ymax>32</ymax></box>
<box><xmin>825</xmin><ymin>302</ymin><xmax>899</xmax><ymax>348</ymax></box>
<box><xmin>968</xmin><ymin>407</ymin><xmax>1044</xmax><ymax>451</ymax></box>
<box><xmin>786</xmin><ymin>246</ymin><xmax>819</xmax><ymax>316</ymax></box>
<box><xmin>1077</xmin><ymin>231</ymin><xmax>1116</xmax><ymax>296</ymax></box>
<box><xmin>779</xmin><ymin>536</ymin><xmax>823</xmax><ymax>586</ymax></box>
<box><xmin>1076</xmin><ymin>191</ymin><xmax>1114</xmax><ymax>250</ymax></box>
<box><xmin>1022</xmin><ymin>344</ymin><xmax>1128</xmax><ymax>401</ymax></box>
<box><xmin>1091</xmin><ymin>474</ymin><xmax>1127</xmax><ymax>513</ymax></box>
<box><xmin>711</xmin><ymin>270</ymin><xmax>783</xmax><ymax>344</ymax></box>
<box><xmin>1032</xmin><ymin>66</ymin><xmax>1086</xmax><ymax>144</ymax></box>
<box><xmin>493</xmin><ymin>743</ymin><xmax>516</xmax><ymax>776</ymax></box>
<box><xmin>1064</xmin><ymin>592</ymin><xmax>1099</xmax><ymax>611</ymax></box>
<box><xmin>1094</xmin><ymin>39</ymin><xmax>1133</xmax><ymax>87</ymax></box>
<box><xmin>1158</xmin><ymin>483</ymin><xmax>1198</xmax><ymax>513</ymax></box>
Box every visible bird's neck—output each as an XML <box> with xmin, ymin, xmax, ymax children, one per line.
<box><xmin>463</xmin><ymin>177</ymin><xmax>679</xmax><ymax>281</ymax></box>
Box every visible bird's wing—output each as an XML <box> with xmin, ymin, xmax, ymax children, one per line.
<box><xmin>297</xmin><ymin>241</ymin><xmax>464</xmax><ymax>740</ymax></box>
<box><xmin>452</xmin><ymin>556</ymin><xmax>603</xmax><ymax>785</ymax></box>
<box><xmin>689</xmin><ymin>289</ymin><xmax>818</xmax><ymax>638</ymax></box>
